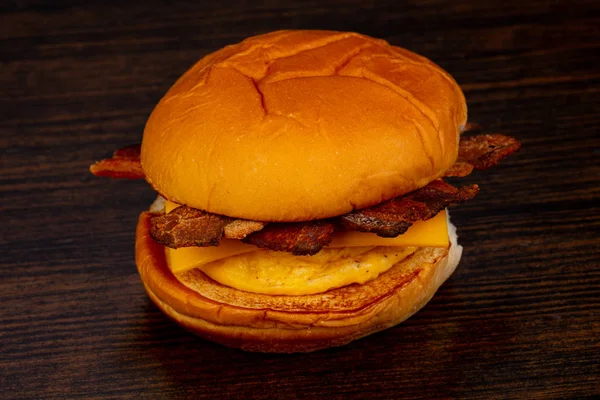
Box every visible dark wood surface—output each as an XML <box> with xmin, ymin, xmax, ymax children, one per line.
<box><xmin>2</xmin><ymin>1</ymin><xmax>599</xmax><ymax>398</ymax></box>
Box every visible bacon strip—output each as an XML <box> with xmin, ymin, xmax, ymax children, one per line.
<box><xmin>243</xmin><ymin>221</ymin><xmax>335</xmax><ymax>256</ymax></box>
<box><xmin>224</xmin><ymin>220</ymin><xmax>267</xmax><ymax>239</ymax></box>
<box><xmin>89</xmin><ymin>144</ymin><xmax>145</xmax><ymax>179</ymax></box>
<box><xmin>340</xmin><ymin>180</ymin><xmax>479</xmax><ymax>237</ymax></box>
<box><xmin>445</xmin><ymin>134</ymin><xmax>521</xmax><ymax>177</ymax></box>
<box><xmin>150</xmin><ymin>205</ymin><xmax>266</xmax><ymax>248</ymax></box>
<box><xmin>151</xmin><ymin>180</ymin><xmax>479</xmax><ymax>254</ymax></box>
<box><xmin>151</xmin><ymin>206</ymin><xmax>231</xmax><ymax>248</ymax></box>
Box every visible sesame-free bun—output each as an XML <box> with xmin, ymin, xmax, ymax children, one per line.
<box><xmin>141</xmin><ymin>30</ymin><xmax>467</xmax><ymax>221</ymax></box>
<box><xmin>135</xmin><ymin>212</ymin><xmax>462</xmax><ymax>353</ymax></box>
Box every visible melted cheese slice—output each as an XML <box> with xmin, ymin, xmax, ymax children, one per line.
<box><xmin>163</xmin><ymin>200</ymin><xmax>449</xmax><ymax>295</ymax></box>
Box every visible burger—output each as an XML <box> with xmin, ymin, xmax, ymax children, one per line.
<box><xmin>91</xmin><ymin>30</ymin><xmax>520</xmax><ymax>352</ymax></box>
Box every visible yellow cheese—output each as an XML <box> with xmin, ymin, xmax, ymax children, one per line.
<box><xmin>328</xmin><ymin>210</ymin><xmax>448</xmax><ymax>248</ymax></box>
<box><xmin>163</xmin><ymin>200</ymin><xmax>449</xmax><ymax>294</ymax></box>
<box><xmin>165</xmin><ymin>200</ymin><xmax>180</xmax><ymax>213</ymax></box>
<box><xmin>166</xmin><ymin>238</ymin><xmax>258</xmax><ymax>274</ymax></box>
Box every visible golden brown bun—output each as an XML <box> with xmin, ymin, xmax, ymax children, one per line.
<box><xmin>136</xmin><ymin>212</ymin><xmax>461</xmax><ymax>352</ymax></box>
<box><xmin>141</xmin><ymin>30</ymin><xmax>467</xmax><ymax>221</ymax></box>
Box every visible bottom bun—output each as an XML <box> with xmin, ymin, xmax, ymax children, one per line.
<box><xmin>135</xmin><ymin>212</ymin><xmax>462</xmax><ymax>353</ymax></box>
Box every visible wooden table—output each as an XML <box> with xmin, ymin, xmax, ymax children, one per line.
<box><xmin>2</xmin><ymin>1</ymin><xmax>599</xmax><ymax>398</ymax></box>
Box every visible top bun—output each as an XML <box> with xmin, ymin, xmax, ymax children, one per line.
<box><xmin>141</xmin><ymin>30</ymin><xmax>467</xmax><ymax>221</ymax></box>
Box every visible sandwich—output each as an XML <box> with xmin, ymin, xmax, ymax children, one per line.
<box><xmin>91</xmin><ymin>30</ymin><xmax>520</xmax><ymax>352</ymax></box>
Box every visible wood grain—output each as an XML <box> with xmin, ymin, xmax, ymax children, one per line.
<box><xmin>1</xmin><ymin>0</ymin><xmax>599</xmax><ymax>398</ymax></box>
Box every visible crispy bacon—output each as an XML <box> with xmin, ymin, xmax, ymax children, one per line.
<box><xmin>340</xmin><ymin>180</ymin><xmax>479</xmax><ymax>237</ymax></box>
<box><xmin>89</xmin><ymin>144</ymin><xmax>145</xmax><ymax>179</ymax></box>
<box><xmin>150</xmin><ymin>180</ymin><xmax>478</xmax><ymax>254</ymax></box>
<box><xmin>243</xmin><ymin>221</ymin><xmax>335</xmax><ymax>256</ymax></box>
<box><xmin>151</xmin><ymin>206</ymin><xmax>232</xmax><ymax>248</ymax></box>
<box><xmin>150</xmin><ymin>205</ymin><xmax>266</xmax><ymax>248</ymax></box>
<box><xmin>445</xmin><ymin>134</ymin><xmax>521</xmax><ymax>177</ymax></box>
<box><xmin>224</xmin><ymin>220</ymin><xmax>267</xmax><ymax>239</ymax></box>
<box><xmin>444</xmin><ymin>161</ymin><xmax>474</xmax><ymax>178</ymax></box>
